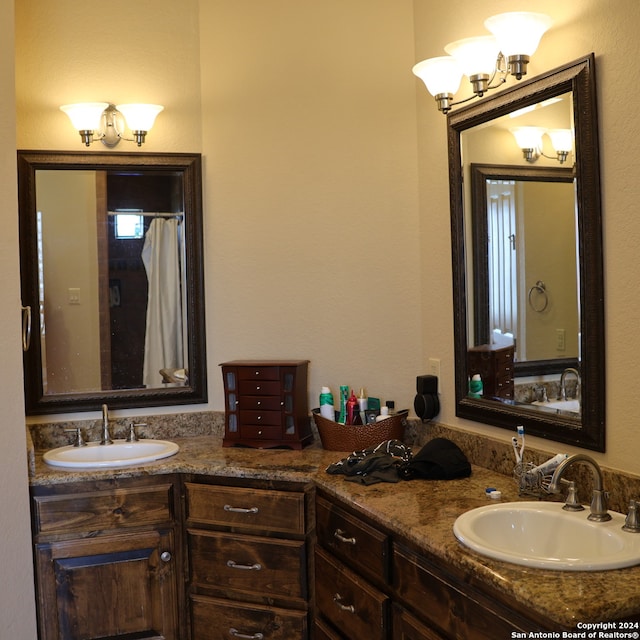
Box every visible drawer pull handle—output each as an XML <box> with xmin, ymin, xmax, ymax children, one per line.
<box><xmin>227</xmin><ymin>560</ymin><xmax>262</xmax><ymax>571</ymax></box>
<box><xmin>334</xmin><ymin>529</ymin><xmax>356</xmax><ymax>545</ymax></box>
<box><xmin>224</xmin><ymin>504</ymin><xmax>259</xmax><ymax>514</ymax></box>
<box><xmin>333</xmin><ymin>593</ymin><xmax>355</xmax><ymax>614</ymax></box>
<box><xmin>229</xmin><ymin>629</ymin><xmax>264</xmax><ymax>640</ymax></box>
<box><xmin>160</xmin><ymin>551</ymin><xmax>172</xmax><ymax>562</ymax></box>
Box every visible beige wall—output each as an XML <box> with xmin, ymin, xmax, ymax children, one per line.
<box><xmin>0</xmin><ymin>0</ymin><xmax>38</xmax><ymax>636</ymax></box>
<box><xmin>199</xmin><ymin>0</ymin><xmax>422</xmax><ymax>413</ymax></box>
<box><xmin>7</xmin><ymin>1</ymin><xmax>640</xmax><ymax>629</ymax></box>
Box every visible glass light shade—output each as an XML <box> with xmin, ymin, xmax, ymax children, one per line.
<box><xmin>116</xmin><ymin>104</ymin><xmax>164</xmax><ymax>132</ymax></box>
<box><xmin>547</xmin><ymin>128</ymin><xmax>573</xmax><ymax>153</ymax></box>
<box><xmin>484</xmin><ymin>12</ymin><xmax>553</xmax><ymax>57</ymax></box>
<box><xmin>412</xmin><ymin>56</ymin><xmax>463</xmax><ymax>97</ymax></box>
<box><xmin>60</xmin><ymin>102</ymin><xmax>109</xmax><ymax>131</ymax></box>
<box><xmin>444</xmin><ymin>36</ymin><xmax>499</xmax><ymax>79</ymax></box>
<box><xmin>510</xmin><ymin>126</ymin><xmax>545</xmax><ymax>150</ymax></box>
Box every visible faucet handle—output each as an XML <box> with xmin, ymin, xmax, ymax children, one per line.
<box><xmin>64</xmin><ymin>427</ymin><xmax>86</xmax><ymax>447</ymax></box>
<box><xmin>560</xmin><ymin>479</ymin><xmax>584</xmax><ymax>512</ymax></box>
<box><xmin>126</xmin><ymin>422</ymin><xmax>147</xmax><ymax>442</ymax></box>
<box><xmin>622</xmin><ymin>500</ymin><xmax>640</xmax><ymax>533</ymax></box>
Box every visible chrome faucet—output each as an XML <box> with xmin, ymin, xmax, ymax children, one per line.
<box><xmin>558</xmin><ymin>367</ymin><xmax>580</xmax><ymax>401</ymax></box>
<box><xmin>548</xmin><ymin>454</ymin><xmax>611</xmax><ymax>521</ymax></box>
<box><xmin>100</xmin><ymin>403</ymin><xmax>113</xmax><ymax>445</ymax></box>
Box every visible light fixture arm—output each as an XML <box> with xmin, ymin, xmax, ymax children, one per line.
<box><xmin>446</xmin><ymin>54</ymin><xmax>508</xmax><ymax>111</ymax></box>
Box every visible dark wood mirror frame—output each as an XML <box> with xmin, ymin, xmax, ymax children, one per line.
<box><xmin>447</xmin><ymin>54</ymin><xmax>605</xmax><ymax>451</ymax></box>
<box><xmin>18</xmin><ymin>150</ymin><xmax>208</xmax><ymax>414</ymax></box>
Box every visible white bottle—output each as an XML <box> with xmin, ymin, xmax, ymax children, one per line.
<box><xmin>375</xmin><ymin>406</ymin><xmax>390</xmax><ymax>422</ymax></box>
<box><xmin>319</xmin><ymin>386</ymin><xmax>335</xmax><ymax>421</ymax></box>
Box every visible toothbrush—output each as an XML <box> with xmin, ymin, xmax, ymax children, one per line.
<box><xmin>517</xmin><ymin>425</ymin><xmax>525</xmax><ymax>461</ymax></box>
<box><xmin>511</xmin><ymin>436</ymin><xmax>521</xmax><ymax>464</ymax></box>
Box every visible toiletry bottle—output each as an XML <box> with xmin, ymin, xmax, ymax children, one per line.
<box><xmin>376</xmin><ymin>406</ymin><xmax>390</xmax><ymax>422</ymax></box>
<box><xmin>338</xmin><ymin>385</ymin><xmax>349</xmax><ymax>424</ymax></box>
<box><xmin>357</xmin><ymin>388</ymin><xmax>368</xmax><ymax>424</ymax></box>
<box><xmin>528</xmin><ymin>453</ymin><xmax>568</xmax><ymax>477</ymax></box>
<box><xmin>346</xmin><ymin>390</ymin><xmax>359</xmax><ymax>425</ymax></box>
<box><xmin>469</xmin><ymin>374</ymin><xmax>483</xmax><ymax>398</ymax></box>
<box><xmin>319</xmin><ymin>386</ymin><xmax>335</xmax><ymax>421</ymax></box>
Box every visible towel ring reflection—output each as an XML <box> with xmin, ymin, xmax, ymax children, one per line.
<box><xmin>528</xmin><ymin>281</ymin><xmax>548</xmax><ymax>313</ymax></box>
<box><xmin>21</xmin><ymin>305</ymin><xmax>31</xmax><ymax>351</ymax></box>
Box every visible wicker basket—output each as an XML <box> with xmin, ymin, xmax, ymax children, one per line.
<box><xmin>312</xmin><ymin>408</ymin><xmax>407</xmax><ymax>451</ymax></box>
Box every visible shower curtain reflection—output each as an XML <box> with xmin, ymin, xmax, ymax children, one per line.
<box><xmin>141</xmin><ymin>218</ymin><xmax>185</xmax><ymax>388</ymax></box>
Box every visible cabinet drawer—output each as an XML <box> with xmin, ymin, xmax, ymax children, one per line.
<box><xmin>239</xmin><ymin>380</ymin><xmax>282</xmax><ymax>396</ymax></box>
<box><xmin>314</xmin><ymin>618</ymin><xmax>343</xmax><ymax>640</ymax></box>
<box><xmin>32</xmin><ymin>483</ymin><xmax>174</xmax><ymax>536</ymax></box>
<box><xmin>240</xmin><ymin>425</ymin><xmax>285</xmax><ymax>441</ymax></box>
<box><xmin>185</xmin><ymin>483</ymin><xmax>306</xmax><ymax>535</ymax></box>
<box><xmin>238</xmin><ymin>366</ymin><xmax>281</xmax><ymax>381</ymax></box>
<box><xmin>188</xmin><ymin>529</ymin><xmax>307</xmax><ymax>601</ymax></box>
<box><xmin>393</xmin><ymin>543</ymin><xmax>529</xmax><ymax>639</ymax></box>
<box><xmin>239</xmin><ymin>409</ymin><xmax>282</xmax><ymax>426</ymax></box>
<box><xmin>191</xmin><ymin>594</ymin><xmax>308</xmax><ymax>640</ymax></box>
<box><xmin>239</xmin><ymin>396</ymin><xmax>284</xmax><ymax>411</ymax></box>
<box><xmin>392</xmin><ymin>603</ymin><xmax>444</xmax><ymax>640</ymax></box>
<box><xmin>316</xmin><ymin>495</ymin><xmax>390</xmax><ymax>584</ymax></box>
<box><xmin>315</xmin><ymin>547</ymin><xmax>389</xmax><ymax>640</ymax></box>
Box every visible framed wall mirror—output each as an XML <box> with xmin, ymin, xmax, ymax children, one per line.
<box><xmin>18</xmin><ymin>151</ymin><xmax>207</xmax><ymax>414</ymax></box>
<box><xmin>447</xmin><ymin>54</ymin><xmax>605</xmax><ymax>451</ymax></box>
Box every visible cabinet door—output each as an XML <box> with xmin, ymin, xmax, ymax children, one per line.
<box><xmin>35</xmin><ymin>529</ymin><xmax>178</xmax><ymax>640</ymax></box>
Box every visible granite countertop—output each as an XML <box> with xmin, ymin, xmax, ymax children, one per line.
<box><xmin>29</xmin><ymin>435</ymin><xmax>640</xmax><ymax>629</ymax></box>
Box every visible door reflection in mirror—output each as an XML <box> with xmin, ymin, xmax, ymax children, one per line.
<box><xmin>474</xmin><ymin>170</ymin><xmax>578</xmax><ymax>365</ymax></box>
<box><xmin>470</xmin><ymin>164</ymin><xmax>578</xmax><ymax>376</ymax></box>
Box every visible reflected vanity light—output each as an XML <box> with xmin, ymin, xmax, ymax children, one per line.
<box><xmin>60</xmin><ymin>102</ymin><xmax>164</xmax><ymax>147</ymax></box>
<box><xmin>510</xmin><ymin>126</ymin><xmax>573</xmax><ymax>164</ymax></box>
<box><xmin>412</xmin><ymin>12</ymin><xmax>553</xmax><ymax>114</ymax></box>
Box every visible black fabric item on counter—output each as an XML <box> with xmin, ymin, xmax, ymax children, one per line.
<box><xmin>398</xmin><ymin>437</ymin><xmax>471</xmax><ymax>480</ymax></box>
<box><xmin>325</xmin><ymin>440</ymin><xmax>412</xmax><ymax>485</ymax></box>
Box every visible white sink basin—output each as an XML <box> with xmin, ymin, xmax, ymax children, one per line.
<box><xmin>532</xmin><ymin>399</ymin><xmax>581</xmax><ymax>413</ymax></box>
<box><xmin>43</xmin><ymin>439</ymin><xmax>179</xmax><ymax>469</ymax></box>
<box><xmin>454</xmin><ymin>502</ymin><xmax>640</xmax><ymax>571</ymax></box>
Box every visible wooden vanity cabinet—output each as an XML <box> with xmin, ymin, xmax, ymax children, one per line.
<box><xmin>183</xmin><ymin>476</ymin><xmax>314</xmax><ymax>640</ymax></box>
<box><xmin>315</xmin><ymin>489</ymin><xmax>554</xmax><ymax>640</ymax></box>
<box><xmin>30</xmin><ymin>475</ymin><xmax>182</xmax><ymax>640</ymax></box>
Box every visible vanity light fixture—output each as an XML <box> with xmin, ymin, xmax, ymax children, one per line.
<box><xmin>510</xmin><ymin>126</ymin><xmax>573</xmax><ymax>164</ymax></box>
<box><xmin>412</xmin><ymin>12</ymin><xmax>553</xmax><ymax>114</ymax></box>
<box><xmin>60</xmin><ymin>102</ymin><xmax>164</xmax><ymax>147</ymax></box>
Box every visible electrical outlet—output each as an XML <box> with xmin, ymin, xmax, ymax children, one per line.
<box><xmin>68</xmin><ymin>288</ymin><xmax>81</xmax><ymax>305</ymax></box>
<box><xmin>556</xmin><ymin>328</ymin><xmax>566</xmax><ymax>351</ymax></box>
<box><xmin>428</xmin><ymin>357</ymin><xmax>441</xmax><ymax>378</ymax></box>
